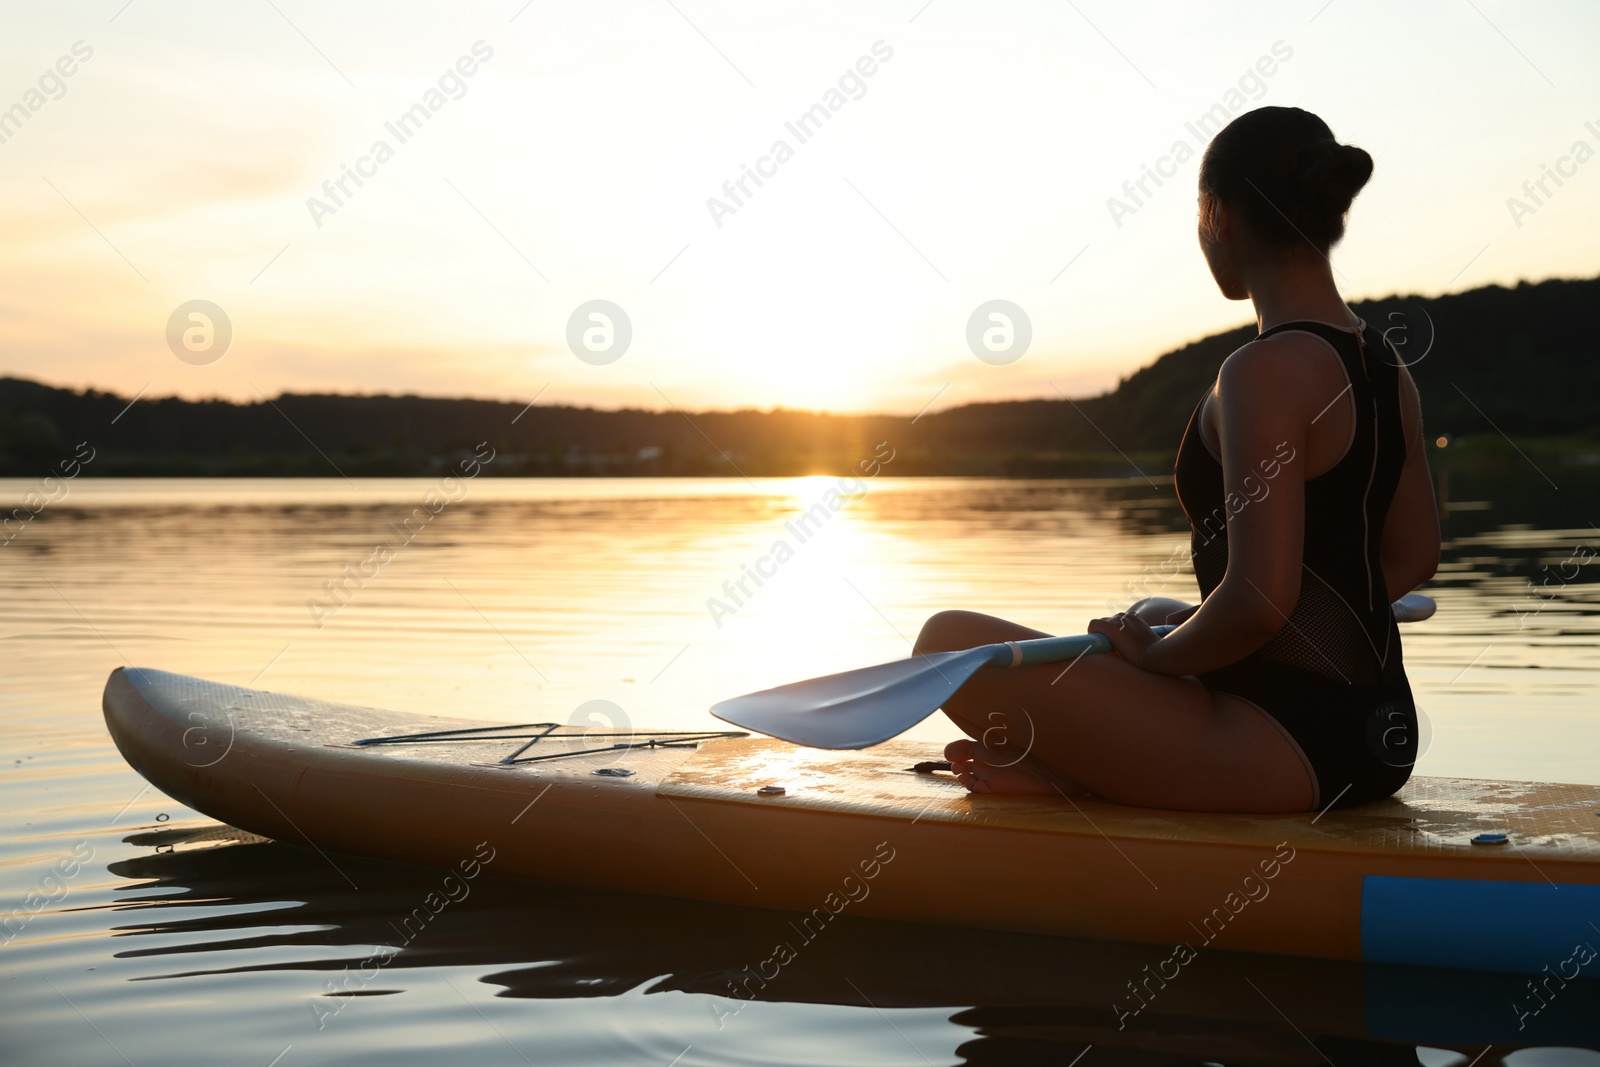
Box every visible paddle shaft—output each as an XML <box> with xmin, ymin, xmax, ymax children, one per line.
<box><xmin>976</xmin><ymin>625</ymin><xmax>1177</xmax><ymax>668</ymax></box>
<box><xmin>977</xmin><ymin>593</ymin><xmax>1434</xmax><ymax>668</ymax></box>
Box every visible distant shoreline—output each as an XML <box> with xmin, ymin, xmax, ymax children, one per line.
<box><xmin>3</xmin><ymin>276</ymin><xmax>1596</xmax><ymax>481</ymax></box>
<box><xmin>0</xmin><ymin>435</ymin><xmax>1594</xmax><ymax>480</ymax></box>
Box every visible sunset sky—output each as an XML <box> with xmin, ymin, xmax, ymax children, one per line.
<box><xmin>1</xmin><ymin>0</ymin><xmax>1596</xmax><ymax>415</ymax></box>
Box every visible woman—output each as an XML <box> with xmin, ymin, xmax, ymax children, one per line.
<box><xmin>914</xmin><ymin>106</ymin><xmax>1440</xmax><ymax>813</ymax></box>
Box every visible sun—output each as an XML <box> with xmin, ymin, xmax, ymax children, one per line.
<box><xmin>663</xmin><ymin>256</ymin><xmax>925</xmax><ymax>412</ymax></box>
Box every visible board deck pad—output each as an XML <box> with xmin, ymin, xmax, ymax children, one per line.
<box><xmin>659</xmin><ymin>736</ymin><xmax>1600</xmax><ymax>859</ymax></box>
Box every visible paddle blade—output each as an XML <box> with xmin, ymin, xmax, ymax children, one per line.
<box><xmin>711</xmin><ymin>647</ymin><xmax>994</xmax><ymax>750</ymax></box>
<box><xmin>1393</xmin><ymin>593</ymin><xmax>1437</xmax><ymax>622</ymax></box>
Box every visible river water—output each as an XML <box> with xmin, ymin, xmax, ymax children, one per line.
<box><xmin>2</xmin><ymin>475</ymin><xmax>1597</xmax><ymax>1065</ymax></box>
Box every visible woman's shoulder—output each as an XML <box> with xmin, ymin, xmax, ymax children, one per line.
<box><xmin>1216</xmin><ymin>330</ymin><xmax>1348</xmax><ymax>414</ymax></box>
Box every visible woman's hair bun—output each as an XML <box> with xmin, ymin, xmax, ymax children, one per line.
<box><xmin>1298</xmin><ymin>140</ymin><xmax>1374</xmax><ymax>217</ymax></box>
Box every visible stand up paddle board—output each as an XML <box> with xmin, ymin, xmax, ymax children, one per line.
<box><xmin>103</xmin><ymin>666</ymin><xmax>1600</xmax><ymax>976</ymax></box>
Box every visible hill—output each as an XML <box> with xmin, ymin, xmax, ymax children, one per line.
<box><xmin>1</xmin><ymin>276</ymin><xmax>1596</xmax><ymax>478</ymax></box>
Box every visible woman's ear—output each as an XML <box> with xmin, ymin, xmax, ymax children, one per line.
<box><xmin>1207</xmin><ymin>198</ymin><xmax>1232</xmax><ymax>244</ymax></box>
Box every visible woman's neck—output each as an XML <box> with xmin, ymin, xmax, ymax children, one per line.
<box><xmin>1244</xmin><ymin>252</ymin><xmax>1357</xmax><ymax>333</ymax></box>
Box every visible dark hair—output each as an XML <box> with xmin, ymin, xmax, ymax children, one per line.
<box><xmin>1198</xmin><ymin>106</ymin><xmax>1372</xmax><ymax>253</ymax></box>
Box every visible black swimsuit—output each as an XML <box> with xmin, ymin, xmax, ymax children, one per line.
<box><xmin>1173</xmin><ymin>319</ymin><xmax>1418</xmax><ymax>809</ymax></box>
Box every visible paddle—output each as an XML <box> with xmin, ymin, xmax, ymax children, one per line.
<box><xmin>710</xmin><ymin>593</ymin><xmax>1438</xmax><ymax>750</ymax></box>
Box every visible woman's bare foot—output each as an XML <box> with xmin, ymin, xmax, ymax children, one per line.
<box><xmin>944</xmin><ymin>738</ymin><xmax>1090</xmax><ymax>796</ymax></box>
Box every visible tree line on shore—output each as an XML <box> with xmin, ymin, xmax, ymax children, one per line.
<box><xmin>1</xmin><ymin>276</ymin><xmax>1595</xmax><ymax>478</ymax></box>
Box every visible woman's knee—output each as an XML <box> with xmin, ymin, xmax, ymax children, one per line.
<box><xmin>914</xmin><ymin>610</ymin><xmax>997</xmax><ymax>656</ymax></box>
<box><xmin>914</xmin><ymin>609</ymin><xmax>1049</xmax><ymax>656</ymax></box>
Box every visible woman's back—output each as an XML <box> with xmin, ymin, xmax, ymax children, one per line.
<box><xmin>1178</xmin><ymin>320</ymin><xmax>1408</xmax><ymax>687</ymax></box>
<box><xmin>1175</xmin><ymin>319</ymin><xmax>1421</xmax><ymax>807</ymax></box>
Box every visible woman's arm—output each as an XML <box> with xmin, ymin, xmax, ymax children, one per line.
<box><xmin>1128</xmin><ymin>596</ymin><xmax>1196</xmax><ymax>625</ymax></box>
<box><xmin>1110</xmin><ymin>338</ymin><xmax>1321</xmax><ymax>676</ymax></box>
<box><xmin>1380</xmin><ymin>365</ymin><xmax>1441</xmax><ymax>601</ymax></box>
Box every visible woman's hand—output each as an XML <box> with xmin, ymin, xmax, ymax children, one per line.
<box><xmin>1087</xmin><ymin>612</ymin><xmax>1163</xmax><ymax>670</ymax></box>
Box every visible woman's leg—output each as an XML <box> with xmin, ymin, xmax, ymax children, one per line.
<box><xmin>911</xmin><ymin>611</ymin><xmax>1095</xmax><ymax>795</ymax></box>
<box><xmin>913</xmin><ymin>610</ymin><xmax>1316</xmax><ymax>813</ymax></box>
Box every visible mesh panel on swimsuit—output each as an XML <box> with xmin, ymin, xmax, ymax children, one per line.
<box><xmin>1252</xmin><ymin>566</ymin><xmax>1384</xmax><ymax>687</ymax></box>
